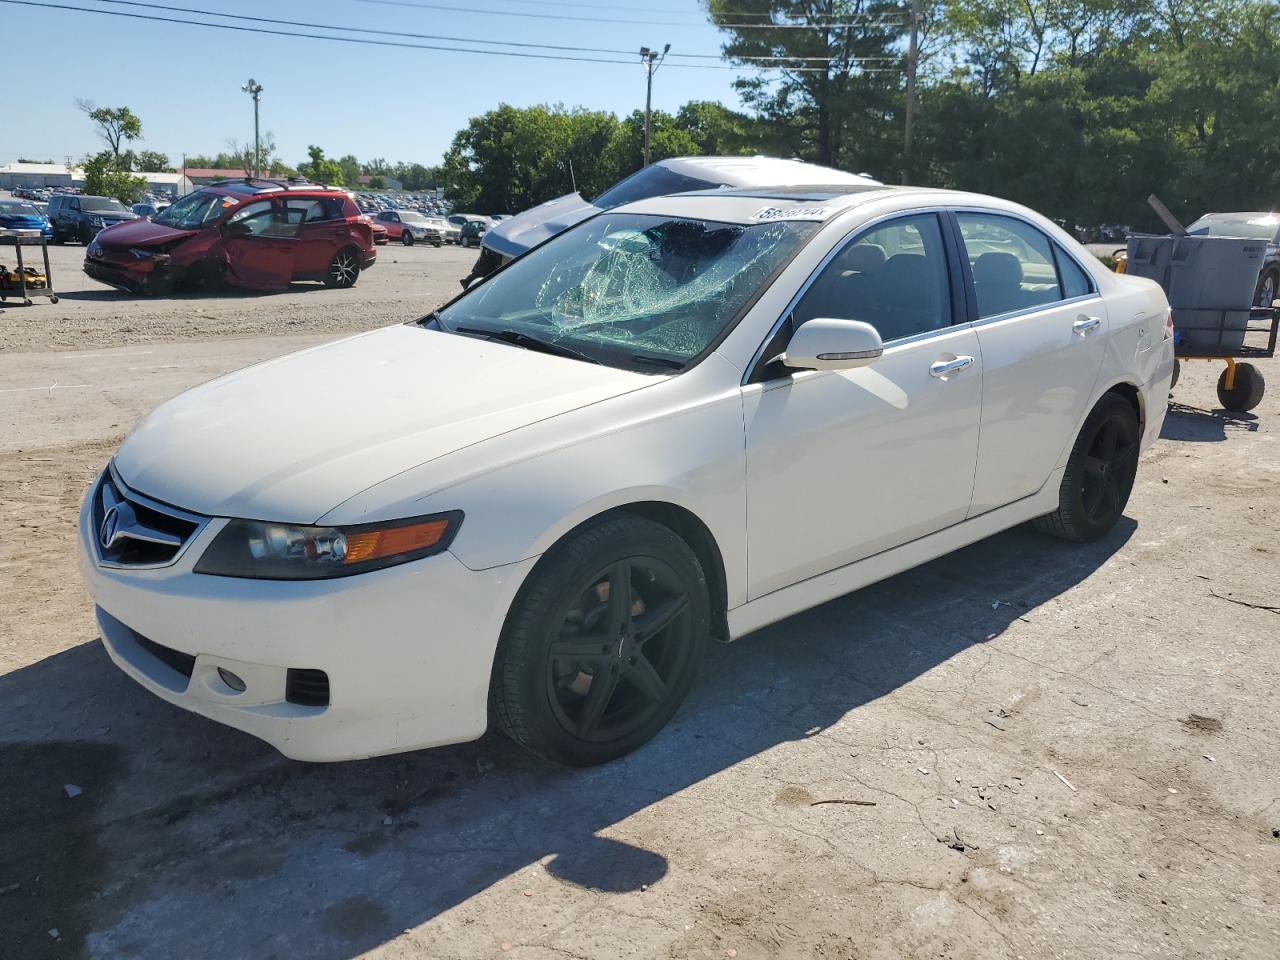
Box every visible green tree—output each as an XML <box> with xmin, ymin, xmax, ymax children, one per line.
<box><xmin>76</xmin><ymin>100</ymin><xmax>143</xmax><ymax>159</ymax></box>
<box><xmin>82</xmin><ymin>151</ymin><xmax>147</xmax><ymax>203</ymax></box>
<box><xmin>367</xmin><ymin>175</ymin><xmax>386</xmax><ymax>190</ymax></box>
<box><xmin>707</xmin><ymin>0</ymin><xmax>907</xmax><ymax>169</ymax></box>
<box><xmin>337</xmin><ymin>154</ymin><xmax>363</xmax><ymax>187</ymax></box>
<box><xmin>135</xmin><ymin>150</ymin><xmax>172</xmax><ymax>173</ymax></box>
<box><xmin>297</xmin><ymin>145</ymin><xmax>344</xmax><ymax>185</ymax></box>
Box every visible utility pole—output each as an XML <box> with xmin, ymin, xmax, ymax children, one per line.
<box><xmin>639</xmin><ymin>44</ymin><xmax>670</xmax><ymax>167</ymax></box>
<box><xmin>901</xmin><ymin>0</ymin><xmax>922</xmax><ymax>185</ymax></box>
<box><xmin>241</xmin><ymin>78</ymin><xmax>263</xmax><ymax>177</ymax></box>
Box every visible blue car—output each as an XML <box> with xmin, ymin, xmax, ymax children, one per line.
<box><xmin>0</xmin><ymin>198</ymin><xmax>55</xmax><ymax>240</ymax></box>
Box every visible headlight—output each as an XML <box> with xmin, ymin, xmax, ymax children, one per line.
<box><xmin>193</xmin><ymin>512</ymin><xmax>463</xmax><ymax>580</ymax></box>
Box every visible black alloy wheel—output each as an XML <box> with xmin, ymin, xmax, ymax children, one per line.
<box><xmin>1035</xmin><ymin>393</ymin><xmax>1139</xmax><ymax>542</ymax></box>
<box><xmin>324</xmin><ymin>247</ymin><xmax>360</xmax><ymax>288</ymax></box>
<box><xmin>491</xmin><ymin>514</ymin><xmax>710</xmax><ymax>766</ymax></box>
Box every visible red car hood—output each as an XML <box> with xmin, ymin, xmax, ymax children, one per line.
<box><xmin>96</xmin><ymin>218</ymin><xmax>199</xmax><ymax>248</ymax></box>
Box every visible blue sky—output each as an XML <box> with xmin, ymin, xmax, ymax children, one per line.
<box><xmin>5</xmin><ymin>0</ymin><xmax>746</xmax><ymax>170</ymax></box>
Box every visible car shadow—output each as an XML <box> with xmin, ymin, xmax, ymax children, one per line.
<box><xmin>1160</xmin><ymin>401</ymin><xmax>1259</xmax><ymax>442</ymax></box>
<box><xmin>0</xmin><ymin>520</ymin><xmax>1134</xmax><ymax>960</ymax></box>
<box><xmin>57</xmin><ymin>283</ymin><xmax>337</xmax><ymax>303</ymax></box>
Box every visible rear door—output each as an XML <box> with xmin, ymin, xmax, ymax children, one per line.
<box><xmin>952</xmin><ymin>210</ymin><xmax>1108</xmax><ymax>514</ymax></box>
<box><xmin>221</xmin><ymin>199</ymin><xmax>299</xmax><ymax>290</ymax></box>
<box><xmin>287</xmin><ymin>197</ymin><xmax>342</xmax><ymax>275</ymax></box>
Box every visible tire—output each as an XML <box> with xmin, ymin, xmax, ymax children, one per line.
<box><xmin>1217</xmin><ymin>362</ymin><xmax>1264</xmax><ymax>412</ymax></box>
<box><xmin>1034</xmin><ymin>393</ymin><xmax>1140</xmax><ymax>542</ymax></box>
<box><xmin>1170</xmin><ymin>359</ymin><xmax>1180</xmax><ymax>390</ymax></box>
<box><xmin>1254</xmin><ymin>268</ymin><xmax>1278</xmax><ymax>309</ymax></box>
<box><xmin>433</xmin><ymin>240</ymin><xmax>443</xmax><ymax>248</ymax></box>
<box><xmin>490</xmin><ymin>514</ymin><xmax>710</xmax><ymax>766</ymax></box>
<box><xmin>401</xmin><ymin>232</ymin><xmax>414</xmax><ymax>246</ymax></box>
<box><xmin>324</xmin><ymin>247</ymin><xmax>361</xmax><ymax>288</ymax></box>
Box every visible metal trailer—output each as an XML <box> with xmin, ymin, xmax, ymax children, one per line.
<box><xmin>0</xmin><ymin>232</ymin><xmax>59</xmax><ymax>305</ymax></box>
<box><xmin>1170</xmin><ymin>306</ymin><xmax>1277</xmax><ymax>413</ymax></box>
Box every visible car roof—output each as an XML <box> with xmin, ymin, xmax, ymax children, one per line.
<box><xmin>200</xmin><ymin>178</ymin><xmax>345</xmax><ymax>197</ymax></box>
<box><xmin>613</xmin><ymin>185</ymin><xmax>1060</xmax><ymax>230</ymax></box>
<box><xmin>614</xmin><ymin>185</ymin><xmax>901</xmax><ymax>224</ymax></box>
<box><xmin>655</xmin><ymin>155</ymin><xmax>880</xmax><ymax>187</ymax></box>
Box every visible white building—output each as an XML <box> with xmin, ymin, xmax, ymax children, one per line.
<box><xmin>0</xmin><ymin>162</ymin><xmax>193</xmax><ymax>196</ymax></box>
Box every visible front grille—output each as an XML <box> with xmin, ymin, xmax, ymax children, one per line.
<box><xmin>92</xmin><ymin>467</ymin><xmax>205</xmax><ymax>568</ymax></box>
<box><xmin>285</xmin><ymin>669</ymin><xmax>330</xmax><ymax>707</ymax></box>
<box><xmin>135</xmin><ymin>634</ymin><xmax>197</xmax><ymax>678</ymax></box>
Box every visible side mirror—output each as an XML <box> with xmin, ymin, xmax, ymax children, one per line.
<box><xmin>780</xmin><ymin>318</ymin><xmax>884</xmax><ymax>371</ymax></box>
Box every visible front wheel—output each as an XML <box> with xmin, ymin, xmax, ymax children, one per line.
<box><xmin>1217</xmin><ymin>362</ymin><xmax>1265</xmax><ymax>412</ymax></box>
<box><xmin>401</xmin><ymin>232</ymin><xmax>414</xmax><ymax>246</ymax></box>
<box><xmin>323</xmin><ymin>247</ymin><xmax>361</xmax><ymax>288</ymax></box>
<box><xmin>490</xmin><ymin>514</ymin><xmax>710</xmax><ymax>766</ymax></box>
<box><xmin>1034</xmin><ymin>393</ymin><xmax>1140</xmax><ymax>542</ymax></box>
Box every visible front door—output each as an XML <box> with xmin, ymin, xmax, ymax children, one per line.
<box><xmin>221</xmin><ymin>200</ymin><xmax>300</xmax><ymax>290</ymax></box>
<box><xmin>953</xmin><ymin>211</ymin><xmax>1108</xmax><ymax>514</ymax></box>
<box><xmin>743</xmin><ymin>212</ymin><xmax>983</xmax><ymax>599</ymax></box>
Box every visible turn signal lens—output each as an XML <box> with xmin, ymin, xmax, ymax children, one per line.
<box><xmin>342</xmin><ymin>519</ymin><xmax>451</xmax><ymax>565</ymax></box>
<box><xmin>195</xmin><ymin>511</ymin><xmax>463</xmax><ymax>580</ymax></box>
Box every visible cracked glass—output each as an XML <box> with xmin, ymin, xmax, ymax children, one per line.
<box><xmin>438</xmin><ymin>213</ymin><xmax>816</xmax><ymax>372</ymax></box>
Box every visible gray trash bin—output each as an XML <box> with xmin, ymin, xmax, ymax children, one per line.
<box><xmin>1124</xmin><ymin>234</ymin><xmax>1266</xmax><ymax>352</ymax></box>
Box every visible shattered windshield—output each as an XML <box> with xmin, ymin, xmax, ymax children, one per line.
<box><xmin>436</xmin><ymin>213</ymin><xmax>815</xmax><ymax>371</ymax></box>
<box><xmin>152</xmin><ymin>190</ymin><xmax>232</xmax><ymax>230</ymax></box>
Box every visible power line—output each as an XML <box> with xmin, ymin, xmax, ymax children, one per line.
<box><xmin>86</xmin><ymin>0</ymin><xmax>896</xmax><ymax>63</ymax></box>
<box><xmin>353</xmin><ymin>0</ymin><xmax>908</xmax><ymax>29</ymax></box>
<box><xmin>441</xmin><ymin>0</ymin><xmax>897</xmax><ymax>18</ymax></box>
<box><xmin>0</xmin><ymin>0</ymin><xmax>899</xmax><ymax>70</ymax></box>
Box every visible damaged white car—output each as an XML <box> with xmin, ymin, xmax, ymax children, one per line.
<box><xmin>79</xmin><ymin>185</ymin><xmax>1174</xmax><ymax>766</ymax></box>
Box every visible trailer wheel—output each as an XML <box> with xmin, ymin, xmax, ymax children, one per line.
<box><xmin>1217</xmin><ymin>363</ymin><xmax>1265</xmax><ymax>413</ymax></box>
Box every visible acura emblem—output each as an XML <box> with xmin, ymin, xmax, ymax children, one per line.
<box><xmin>99</xmin><ymin>501</ymin><xmax>136</xmax><ymax>550</ymax></box>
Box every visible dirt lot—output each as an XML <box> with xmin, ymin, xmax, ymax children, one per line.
<box><xmin>1</xmin><ymin>237</ymin><xmax>1278</xmax><ymax>960</ymax></box>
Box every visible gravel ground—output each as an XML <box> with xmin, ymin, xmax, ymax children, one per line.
<box><xmin>0</xmin><ymin>238</ymin><xmax>475</xmax><ymax>352</ymax></box>
<box><xmin>1</xmin><ymin>239</ymin><xmax>1278</xmax><ymax>960</ymax></box>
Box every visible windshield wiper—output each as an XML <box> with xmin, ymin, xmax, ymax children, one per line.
<box><xmin>629</xmin><ymin>354</ymin><xmax>685</xmax><ymax>372</ymax></box>
<box><xmin>454</xmin><ymin>326</ymin><xmax>601</xmax><ymax>365</ymax></box>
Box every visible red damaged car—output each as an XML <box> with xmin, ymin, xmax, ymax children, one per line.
<box><xmin>83</xmin><ymin>179</ymin><xmax>376</xmax><ymax>294</ymax></box>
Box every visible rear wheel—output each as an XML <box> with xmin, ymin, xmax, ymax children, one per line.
<box><xmin>1217</xmin><ymin>362</ymin><xmax>1264</xmax><ymax>412</ymax></box>
<box><xmin>1034</xmin><ymin>393</ymin><xmax>1140</xmax><ymax>542</ymax></box>
<box><xmin>490</xmin><ymin>514</ymin><xmax>710</xmax><ymax>766</ymax></box>
<box><xmin>1254</xmin><ymin>268</ymin><xmax>1278</xmax><ymax>309</ymax></box>
<box><xmin>324</xmin><ymin>247</ymin><xmax>360</xmax><ymax>288</ymax></box>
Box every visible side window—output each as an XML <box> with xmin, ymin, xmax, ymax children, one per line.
<box><xmin>225</xmin><ymin>200</ymin><xmax>285</xmax><ymax>238</ymax></box>
<box><xmin>283</xmin><ymin>199</ymin><xmax>324</xmax><ymax>225</ymax></box>
<box><xmin>1055</xmin><ymin>247</ymin><xmax>1093</xmax><ymax>299</ymax></box>
<box><xmin>957</xmin><ymin>213</ymin><xmax>1064</xmax><ymax>319</ymax></box>
<box><xmin>69</xmin><ymin>198</ymin><xmax>80</xmax><ymax>211</ymax></box>
<box><xmin>793</xmin><ymin>213</ymin><xmax>952</xmax><ymax>343</ymax></box>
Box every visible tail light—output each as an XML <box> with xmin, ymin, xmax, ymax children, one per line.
<box><xmin>1164</xmin><ymin>306</ymin><xmax>1175</xmax><ymax>340</ymax></box>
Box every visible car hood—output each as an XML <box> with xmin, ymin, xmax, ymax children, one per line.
<box><xmin>114</xmin><ymin>324</ymin><xmax>655</xmax><ymax>524</ymax></box>
<box><xmin>0</xmin><ymin>213</ymin><xmax>49</xmax><ymax>227</ymax></box>
<box><xmin>95</xmin><ymin>217</ymin><xmax>197</xmax><ymax>247</ymax></box>
<box><xmin>481</xmin><ymin>192</ymin><xmax>599</xmax><ymax>259</ymax></box>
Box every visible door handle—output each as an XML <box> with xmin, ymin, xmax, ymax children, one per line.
<box><xmin>929</xmin><ymin>355</ymin><xmax>975</xmax><ymax>378</ymax></box>
<box><xmin>1073</xmin><ymin>316</ymin><xmax>1102</xmax><ymax>335</ymax></box>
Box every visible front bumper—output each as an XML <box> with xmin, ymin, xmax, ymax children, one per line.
<box><xmin>77</xmin><ymin>473</ymin><xmax>535</xmax><ymax>761</ymax></box>
<box><xmin>84</xmin><ymin>254</ymin><xmax>148</xmax><ymax>292</ymax></box>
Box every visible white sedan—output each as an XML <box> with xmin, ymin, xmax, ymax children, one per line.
<box><xmin>78</xmin><ymin>186</ymin><xmax>1174</xmax><ymax>766</ymax></box>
